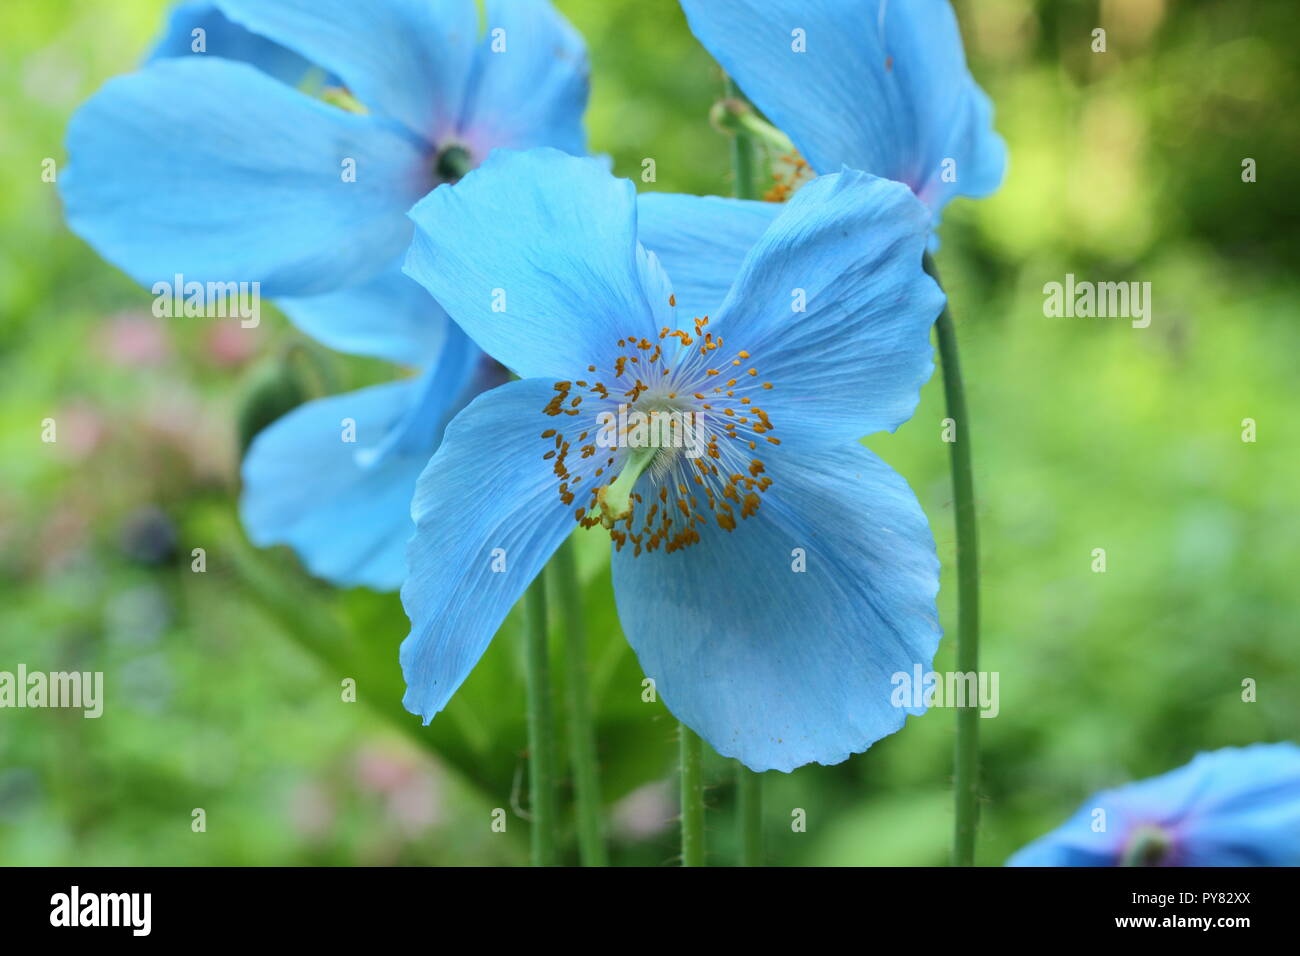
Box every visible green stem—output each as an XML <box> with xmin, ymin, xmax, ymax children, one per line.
<box><xmin>724</xmin><ymin>78</ymin><xmax>761</xmax><ymax>200</ymax></box>
<box><xmin>737</xmin><ymin>763</ymin><xmax>763</xmax><ymax>867</ymax></box>
<box><xmin>712</xmin><ymin>93</ymin><xmax>795</xmax><ymax>156</ymax></box>
<box><xmin>925</xmin><ymin>253</ymin><xmax>982</xmax><ymax>867</ymax></box>
<box><xmin>553</xmin><ymin>538</ymin><xmax>607</xmax><ymax>866</ymax></box>
<box><xmin>724</xmin><ymin>74</ymin><xmax>767</xmax><ymax>868</ymax></box>
<box><xmin>679</xmin><ymin>724</ymin><xmax>705</xmax><ymax>866</ymax></box>
<box><xmin>524</xmin><ymin>572</ymin><xmax>558</xmax><ymax>866</ymax></box>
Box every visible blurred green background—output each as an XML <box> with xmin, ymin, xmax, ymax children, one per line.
<box><xmin>1</xmin><ymin>0</ymin><xmax>1296</xmax><ymax>865</ymax></box>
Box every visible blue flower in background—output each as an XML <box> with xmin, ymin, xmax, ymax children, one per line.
<box><xmin>399</xmin><ymin>148</ymin><xmax>944</xmax><ymax>773</ymax></box>
<box><xmin>61</xmin><ymin>0</ymin><xmax>589</xmax><ymax>589</ymax></box>
<box><xmin>1008</xmin><ymin>744</ymin><xmax>1300</xmax><ymax>866</ymax></box>
<box><xmin>625</xmin><ymin>0</ymin><xmax>1010</xmax><ymax>359</ymax></box>
<box><xmin>679</xmin><ymin>0</ymin><xmax>1007</xmax><ymax>219</ymax></box>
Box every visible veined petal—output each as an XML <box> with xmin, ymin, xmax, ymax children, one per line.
<box><xmin>401</xmin><ymin>378</ymin><xmax>577</xmax><ymax>722</ymax></box>
<box><xmin>277</xmin><ymin>263</ymin><xmax>451</xmax><ymax>367</ymax></box>
<box><xmin>612</xmin><ymin>442</ymin><xmax>941</xmax><ymax>773</ymax></box>
<box><xmin>712</xmin><ymin>168</ymin><xmax>942</xmax><ymax>447</ymax></box>
<box><xmin>636</xmin><ymin>193</ymin><xmax>780</xmax><ymax>321</ymax></box>
<box><xmin>458</xmin><ymin>0</ymin><xmax>589</xmax><ymax>157</ymax></box>
<box><xmin>215</xmin><ymin>0</ymin><xmax>478</xmax><ymax>144</ymax></box>
<box><xmin>241</xmin><ymin>367</ymin><xmax>470</xmax><ymax>591</ymax></box>
<box><xmin>679</xmin><ymin>0</ymin><xmax>1007</xmax><ymax>213</ymax></box>
<box><xmin>147</xmin><ymin>0</ymin><xmax>316</xmax><ymax>87</ymax></box>
<box><xmin>404</xmin><ymin>148</ymin><xmax>670</xmax><ymax>380</ymax></box>
<box><xmin>62</xmin><ymin>57</ymin><xmax>429</xmax><ymax>297</ymax></box>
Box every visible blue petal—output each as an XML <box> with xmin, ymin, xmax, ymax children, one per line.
<box><xmin>401</xmin><ymin>378</ymin><xmax>578</xmax><ymax>721</ymax></box>
<box><xmin>1007</xmin><ymin>744</ymin><xmax>1300</xmax><ymax>867</ymax></box>
<box><xmin>611</xmin><ymin>442</ymin><xmax>940</xmax><ymax>773</ymax></box>
<box><xmin>679</xmin><ymin>0</ymin><xmax>1007</xmax><ymax>214</ymax></box>
<box><xmin>215</xmin><ymin>0</ymin><xmax>478</xmax><ymax>144</ymax></box>
<box><xmin>998</xmin><ymin>806</ymin><xmax>1123</xmax><ymax>868</ymax></box>
<box><xmin>62</xmin><ymin>57</ymin><xmax>429</xmax><ymax>297</ymax></box>
<box><xmin>147</xmin><ymin>1</ymin><xmax>316</xmax><ymax>87</ymax></box>
<box><xmin>405</xmin><ymin>148</ymin><xmax>672</xmax><ymax>380</ymax></box>
<box><xmin>240</xmin><ymin>334</ymin><xmax>481</xmax><ymax>591</ymax></box>
<box><xmin>712</xmin><ymin>168</ymin><xmax>942</xmax><ymax>448</ymax></box>
<box><xmin>1153</xmin><ymin>744</ymin><xmax>1300</xmax><ymax>866</ymax></box>
<box><xmin>636</xmin><ymin>193</ymin><xmax>780</xmax><ymax>321</ymax></box>
<box><xmin>277</xmin><ymin>264</ymin><xmax>451</xmax><ymax>367</ymax></box>
<box><xmin>457</xmin><ymin>0</ymin><xmax>589</xmax><ymax>156</ymax></box>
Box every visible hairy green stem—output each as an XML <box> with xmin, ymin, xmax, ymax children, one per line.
<box><xmin>737</xmin><ymin>763</ymin><xmax>763</xmax><ymax>866</ymax></box>
<box><xmin>524</xmin><ymin>573</ymin><xmax>558</xmax><ymax>866</ymax></box>
<box><xmin>723</xmin><ymin>75</ymin><xmax>768</xmax><ymax>868</ymax></box>
<box><xmin>925</xmin><ymin>253</ymin><xmax>982</xmax><ymax>867</ymax></box>
<box><xmin>553</xmin><ymin>539</ymin><xmax>607</xmax><ymax>866</ymax></box>
<box><xmin>679</xmin><ymin>724</ymin><xmax>705</xmax><ymax>866</ymax></box>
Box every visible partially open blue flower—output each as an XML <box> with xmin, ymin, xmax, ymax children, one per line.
<box><xmin>62</xmin><ymin>0</ymin><xmax>590</xmax><ymax>589</ymax></box>
<box><xmin>400</xmin><ymin>148</ymin><xmax>944</xmax><ymax>772</ymax></box>
<box><xmin>679</xmin><ymin>0</ymin><xmax>1006</xmax><ymax>218</ymax></box>
<box><xmin>1008</xmin><ymin>744</ymin><xmax>1300</xmax><ymax>866</ymax></box>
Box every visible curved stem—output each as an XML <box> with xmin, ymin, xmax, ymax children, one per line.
<box><xmin>722</xmin><ymin>74</ymin><xmax>768</xmax><ymax>868</ymax></box>
<box><xmin>679</xmin><ymin>724</ymin><xmax>705</xmax><ymax>866</ymax></box>
<box><xmin>553</xmin><ymin>539</ymin><xmax>607</xmax><ymax>866</ymax></box>
<box><xmin>524</xmin><ymin>573</ymin><xmax>558</xmax><ymax>866</ymax></box>
<box><xmin>925</xmin><ymin>253</ymin><xmax>982</xmax><ymax>867</ymax></box>
<box><xmin>724</xmin><ymin>79</ymin><xmax>761</xmax><ymax>201</ymax></box>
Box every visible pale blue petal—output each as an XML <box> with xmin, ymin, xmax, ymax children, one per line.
<box><xmin>62</xmin><ymin>57</ymin><xmax>429</xmax><ymax>297</ymax></box>
<box><xmin>711</xmin><ymin>168</ymin><xmax>942</xmax><ymax>448</ymax></box>
<box><xmin>215</xmin><ymin>0</ymin><xmax>478</xmax><ymax>143</ymax></box>
<box><xmin>635</xmin><ymin>193</ymin><xmax>780</xmax><ymax>321</ymax></box>
<box><xmin>458</xmin><ymin>0</ymin><xmax>589</xmax><ymax>156</ymax></box>
<box><xmin>679</xmin><ymin>0</ymin><xmax>1007</xmax><ymax>213</ymax></box>
<box><xmin>277</xmin><ymin>264</ymin><xmax>450</xmax><ymax>367</ymax></box>
<box><xmin>240</xmin><ymin>334</ymin><xmax>481</xmax><ymax>591</ymax></box>
<box><xmin>147</xmin><ymin>0</ymin><xmax>316</xmax><ymax>87</ymax></box>
<box><xmin>405</xmin><ymin>148</ymin><xmax>669</xmax><ymax>379</ymax></box>
<box><xmin>401</xmin><ymin>378</ymin><xmax>577</xmax><ymax>721</ymax></box>
<box><xmin>612</xmin><ymin>442</ymin><xmax>941</xmax><ymax>773</ymax></box>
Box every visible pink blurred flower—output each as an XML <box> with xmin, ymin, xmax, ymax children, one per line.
<box><xmin>206</xmin><ymin>320</ymin><xmax>262</xmax><ymax>367</ymax></box>
<box><xmin>100</xmin><ymin>312</ymin><xmax>171</xmax><ymax>367</ymax></box>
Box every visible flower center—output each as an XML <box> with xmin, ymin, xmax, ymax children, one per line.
<box><xmin>435</xmin><ymin>143</ymin><xmax>475</xmax><ymax>184</ymax></box>
<box><xmin>1120</xmin><ymin>824</ymin><xmax>1173</xmax><ymax>867</ymax></box>
<box><xmin>539</xmin><ymin>314</ymin><xmax>779</xmax><ymax>556</ymax></box>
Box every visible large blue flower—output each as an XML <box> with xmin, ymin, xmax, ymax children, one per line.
<box><xmin>679</xmin><ymin>0</ymin><xmax>1007</xmax><ymax>217</ymax></box>
<box><xmin>61</xmin><ymin>0</ymin><xmax>589</xmax><ymax>589</ymax></box>
<box><xmin>1008</xmin><ymin>744</ymin><xmax>1300</xmax><ymax>867</ymax></box>
<box><xmin>400</xmin><ymin>148</ymin><xmax>944</xmax><ymax>773</ymax></box>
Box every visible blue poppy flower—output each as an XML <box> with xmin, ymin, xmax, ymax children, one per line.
<box><xmin>1008</xmin><ymin>744</ymin><xmax>1300</xmax><ymax>866</ymax></box>
<box><xmin>399</xmin><ymin>148</ymin><xmax>944</xmax><ymax>773</ymax></box>
<box><xmin>146</xmin><ymin>0</ymin><xmax>321</xmax><ymax>88</ymax></box>
<box><xmin>61</xmin><ymin>0</ymin><xmax>589</xmax><ymax>589</ymax></box>
<box><xmin>678</xmin><ymin>0</ymin><xmax>1007</xmax><ymax>217</ymax></box>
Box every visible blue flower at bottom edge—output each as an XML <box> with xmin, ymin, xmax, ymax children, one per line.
<box><xmin>1008</xmin><ymin>743</ymin><xmax>1300</xmax><ymax>866</ymax></box>
<box><xmin>399</xmin><ymin>148</ymin><xmax>945</xmax><ymax>773</ymax></box>
<box><xmin>61</xmin><ymin>0</ymin><xmax>589</xmax><ymax>590</ymax></box>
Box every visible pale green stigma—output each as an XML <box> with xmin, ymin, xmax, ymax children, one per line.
<box><xmin>594</xmin><ymin>446</ymin><xmax>657</xmax><ymax>529</ymax></box>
